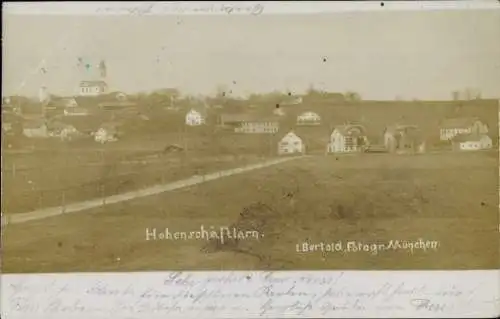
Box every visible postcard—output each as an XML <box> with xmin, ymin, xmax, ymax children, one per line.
<box><xmin>1</xmin><ymin>1</ymin><xmax>499</xmax><ymax>318</ymax></box>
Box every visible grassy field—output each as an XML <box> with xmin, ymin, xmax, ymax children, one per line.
<box><xmin>2</xmin><ymin>142</ymin><xmax>273</xmax><ymax>214</ymax></box>
<box><xmin>2</xmin><ymin>150</ymin><xmax>498</xmax><ymax>273</ymax></box>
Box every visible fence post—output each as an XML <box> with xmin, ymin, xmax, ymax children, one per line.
<box><xmin>38</xmin><ymin>189</ymin><xmax>43</xmax><ymax>210</ymax></box>
<box><xmin>101</xmin><ymin>182</ymin><xmax>106</xmax><ymax>206</ymax></box>
<box><xmin>61</xmin><ymin>190</ymin><xmax>66</xmax><ymax>214</ymax></box>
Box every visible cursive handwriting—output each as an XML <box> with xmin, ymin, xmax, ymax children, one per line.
<box><xmin>2</xmin><ymin>271</ymin><xmax>491</xmax><ymax>317</ymax></box>
<box><xmin>96</xmin><ymin>3</ymin><xmax>265</xmax><ymax>16</ymax></box>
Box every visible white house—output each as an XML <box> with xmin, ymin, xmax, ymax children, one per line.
<box><xmin>327</xmin><ymin>124</ymin><xmax>367</xmax><ymax>153</ymax></box>
<box><xmin>297</xmin><ymin>111</ymin><xmax>321</xmax><ymax>125</ymax></box>
<box><xmin>452</xmin><ymin>134</ymin><xmax>492</xmax><ymax>151</ymax></box>
<box><xmin>235</xmin><ymin>118</ymin><xmax>279</xmax><ymax>134</ymax></box>
<box><xmin>439</xmin><ymin>117</ymin><xmax>488</xmax><ymax>141</ymax></box>
<box><xmin>185</xmin><ymin>109</ymin><xmax>206</xmax><ymax>126</ymax></box>
<box><xmin>94</xmin><ymin>123</ymin><xmax>118</xmax><ymax>144</ymax></box>
<box><xmin>48</xmin><ymin>122</ymin><xmax>79</xmax><ymax>141</ymax></box>
<box><xmin>79</xmin><ymin>80</ymin><xmax>108</xmax><ymax>96</ymax></box>
<box><xmin>278</xmin><ymin>131</ymin><xmax>305</xmax><ymax>155</ymax></box>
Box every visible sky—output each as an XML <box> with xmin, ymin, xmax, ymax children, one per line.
<box><xmin>2</xmin><ymin>9</ymin><xmax>500</xmax><ymax>100</ymax></box>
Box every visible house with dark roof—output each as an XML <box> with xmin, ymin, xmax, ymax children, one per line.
<box><xmin>452</xmin><ymin>133</ymin><xmax>492</xmax><ymax>151</ymax></box>
<box><xmin>218</xmin><ymin>113</ymin><xmax>253</xmax><ymax>126</ymax></box>
<box><xmin>327</xmin><ymin>124</ymin><xmax>368</xmax><ymax>153</ymax></box>
<box><xmin>45</xmin><ymin>97</ymin><xmax>79</xmax><ymax>109</ymax></box>
<box><xmin>439</xmin><ymin>117</ymin><xmax>488</xmax><ymax>141</ymax></box>
<box><xmin>383</xmin><ymin>124</ymin><xmax>420</xmax><ymax>153</ymax></box>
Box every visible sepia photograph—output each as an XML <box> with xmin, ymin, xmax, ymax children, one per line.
<box><xmin>2</xmin><ymin>4</ymin><xmax>499</xmax><ymax>274</ymax></box>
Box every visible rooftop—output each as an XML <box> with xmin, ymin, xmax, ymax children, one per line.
<box><xmin>440</xmin><ymin>117</ymin><xmax>480</xmax><ymax>129</ymax></box>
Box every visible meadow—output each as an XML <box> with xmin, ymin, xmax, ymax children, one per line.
<box><xmin>2</xmin><ymin>150</ymin><xmax>498</xmax><ymax>273</ymax></box>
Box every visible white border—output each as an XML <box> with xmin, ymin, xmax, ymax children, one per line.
<box><xmin>2</xmin><ymin>270</ymin><xmax>499</xmax><ymax>318</ymax></box>
<box><xmin>1</xmin><ymin>2</ymin><xmax>500</xmax><ymax>319</ymax></box>
<box><xmin>2</xmin><ymin>1</ymin><xmax>499</xmax><ymax>16</ymax></box>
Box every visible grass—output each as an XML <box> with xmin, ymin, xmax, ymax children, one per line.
<box><xmin>2</xmin><ymin>150</ymin><xmax>498</xmax><ymax>273</ymax></box>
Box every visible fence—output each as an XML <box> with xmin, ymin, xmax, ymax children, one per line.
<box><xmin>2</xmin><ymin>154</ymin><xmax>272</xmax><ymax>215</ymax></box>
<box><xmin>2</xmin><ymin>156</ymin><xmax>301</xmax><ymax>225</ymax></box>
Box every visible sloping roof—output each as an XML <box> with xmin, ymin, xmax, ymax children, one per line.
<box><xmin>280</xmin><ymin>131</ymin><xmax>302</xmax><ymax>142</ymax></box>
<box><xmin>440</xmin><ymin>117</ymin><xmax>480</xmax><ymax>129</ymax></box>
<box><xmin>56</xmin><ymin>116</ymin><xmax>102</xmax><ymax>133</ymax></box>
<box><xmin>220</xmin><ymin>113</ymin><xmax>254</xmax><ymax>123</ymax></box>
<box><xmin>46</xmin><ymin>97</ymin><xmax>78</xmax><ymax>108</ymax></box>
<box><xmin>80</xmin><ymin>80</ymin><xmax>108</xmax><ymax>87</ymax></box>
<box><xmin>23</xmin><ymin>119</ymin><xmax>47</xmax><ymax>129</ymax></box>
<box><xmin>297</xmin><ymin>111</ymin><xmax>321</xmax><ymax>118</ymax></box>
<box><xmin>384</xmin><ymin>124</ymin><xmax>418</xmax><ymax>135</ymax></box>
<box><xmin>64</xmin><ymin>107</ymin><xmax>89</xmax><ymax>114</ymax></box>
<box><xmin>333</xmin><ymin>124</ymin><xmax>366</xmax><ymax>136</ymax></box>
<box><xmin>246</xmin><ymin>115</ymin><xmax>281</xmax><ymax>123</ymax></box>
<box><xmin>452</xmin><ymin>133</ymin><xmax>489</xmax><ymax>142</ymax></box>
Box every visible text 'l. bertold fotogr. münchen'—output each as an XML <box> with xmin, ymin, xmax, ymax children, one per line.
<box><xmin>145</xmin><ymin>226</ymin><xmax>263</xmax><ymax>244</ymax></box>
<box><xmin>296</xmin><ymin>239</ymin><xmax>440</xmax><ymax>255</ymax></box>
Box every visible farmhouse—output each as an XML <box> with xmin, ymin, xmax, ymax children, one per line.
<box><xmin>278</xmin><ymin>131</ymin><xmax>305</xmax><ymax>155</ymax></box>
<box><xmin>235</xmin><ymin>117</ymin><xmax>279</xmax><ymax>134</ymax></box>
<box><xmin>383</xmin><ymin>124</ymin><xmax>420</xmax><ymax>153</ymax></box>
<box><xmin>185</xmin><ymin>109</ymin><xmax>206</xmax><ymax>126</ymax></box>
<box><xmin>23</xmin><ymin>119</ymin><xmax>49</xmax><ymax>138</ymax></box>
<box><xmin>452</xmin><ymin>134</ymin><xmax>492</xmax><ymax>151</ymax></box>
<box><xmin>439</xmin><ymin>117</ymin><xmax>488</xmax><ymax>141</ymax></box>
<box><xmin>327</xmin><ymin>124</ymin><xmax>367</xmax><ymax>153</ymax></box>
<box><xmin>79</xmin><ymin>80</ymin><xmax>108</xmax><ymax>96</ymax></box>
<box><xmin>297</xmin><ymin>111</ymin><xmax>321</xmax><ymax>125</ymax></box>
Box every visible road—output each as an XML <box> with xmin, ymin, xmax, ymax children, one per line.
<box><xmin>2</xmin><ymin>156</ymin><xmax>306</xmax><ymax>225</ymax></box>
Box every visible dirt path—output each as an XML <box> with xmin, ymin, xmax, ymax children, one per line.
<box><xmin>2</xmin><ymin>156</ymin><xmax>305</xmax><ymax>225</ymax></box>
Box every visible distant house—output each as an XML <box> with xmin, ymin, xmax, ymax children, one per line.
<box><xmin>278</xmin><ymin>131</ymin><xmax>305</xmax><ymax>155</ymax></box>
<box><xmin>297</xmin><ymin>111</ymin><xmax>321</xmax><ymax>126</ymax></box>
<box><xmin>63</xmin><ymin>107</ymin><xmax>90</xmax><ymax>116</ymax></box>
<box><xmin>281</xmin><ymin>96</ymin><xmax>303</xmax><ymax>106</ymax></box>
<box><xmin>23</xmin><ymin>119</ymin><xmax>49</xmax><ymax>138</ymax></box>
<box><xmin>383</xmin><ymin>124</ymin><xmax>420</xmax><ymax>153</ymax></box>
<box><xmin>327</xmin><ymin>124</ymin><xmax>367</xmax><ymax>153</ymax></box>
<box><xmin>45</xmin><ymin>97</ymin><xmax>78</xmax><ymax>110</ymax></box>
<box><xmin>185</xmin><ymin>109</ymin><xmax>206</xmax><ymax>126</ymax></box>
<box><xmin>47</xmin><ymin>121</ymin><xmax>79</xmax><ymax>141</ymax></box>
<box><xmin>79</xmin><ymin>80</ymin><xmax>108</xmax><ymax>96</ymax></box>
<box><xmin>94</xmin><ymin>123</ymin><xmax>119</xmax><ymax>143</ymax></box>
<box><xmin>235</xmin><ymin>117</ymin><xmax>279</xmax><ymax>134</ymax></box>
<box><xmin>452</xmin><ymin>134</ymin><xmax>492</xmax><ymax>151</ymax></box>
<box><xmin>273</xmin><ymin>108</ymin><xmax>286</xmax><ymax>116</ymax></box>
<box><xmin>439</xmin><ymin>117</ymin><xmax>488</xmax><ymax>141</ymax></box>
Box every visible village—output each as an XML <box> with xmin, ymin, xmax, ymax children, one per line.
<box><xmin>2</xmin><ymin>7</ymin><xmax>499</xmax><ymax>275</ymax></box>
<box><xmin>2</xmin><ymin>61</ymin><xmax>496</xmax><ymax>156</ymax></box>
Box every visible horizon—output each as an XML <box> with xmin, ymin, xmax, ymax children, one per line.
<box><xmin>3</xmin><ymin>10</ymin><xmax>500</xmax><ymax>101</ymax></box>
